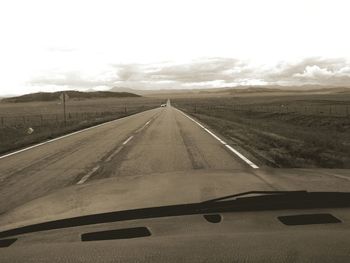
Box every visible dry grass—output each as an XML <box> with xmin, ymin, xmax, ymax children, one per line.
<box><xmin>172</xmin><ymin>94</ymin><xmax>350</xmax><ymax>168</ymax></box>
<box><xmin>0</xmin><ymin>97</ymin><xmax>161</xmax><ymax>116</ymax></box>
<box><xmin>0</xmin><ymin>97</ymin><xmax>163</xmax><ymax>155</ymax></box>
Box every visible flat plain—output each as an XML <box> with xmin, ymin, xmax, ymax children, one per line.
<box><xmin>0</xmin><ymin>97</ymin><xmax>163</xmax><ymax>155</ymax></box>
<box><xmin>2</xmin><ymin>89</ymin><xmax>350</xmax><ymax>168</ymax></box>
<box><xmin>172</xmin><ymin>91</ymin><xmax>350</xmax><ymax>168</ymax></box>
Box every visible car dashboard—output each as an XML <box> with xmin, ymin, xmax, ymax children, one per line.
<box><xmin>1</xmin><ymin>207</ymin><xmax>349</xmax><ymax>262</ymax></box>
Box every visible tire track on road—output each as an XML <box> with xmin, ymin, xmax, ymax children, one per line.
<box><xmin>175</xmin><ymin>113</ymin><xmax>209</xmax><ymax>170</ymax></box>
<box><xmin>76</xmin><ymin>110</ymin><xmax>163</xmax><ymax>184</ymax></box>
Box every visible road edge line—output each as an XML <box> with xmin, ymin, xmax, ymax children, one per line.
<box><xmin>0</xmin><ymin>109</ymin><xmax>157</xmax><ymax>160</ymax></box>
<box><xmin>176</xmin><ymin>108</ymin><xmax>259</xmax><ymax>169</ymax></box>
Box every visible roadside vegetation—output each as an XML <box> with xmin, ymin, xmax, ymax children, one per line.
<box><xmin>0</xmin><ymin>96</ymin><xmax>163</xmax><ymax>155</ymax></box>
<box><xmin>172</xmin><ymin>93</ymin><xmax>350</xmax><ymax>168</ymax></box>
<box><xmin>2</xmin><ymin>90</ymin><xmax>140</xmax><ymax>103</ymax></box>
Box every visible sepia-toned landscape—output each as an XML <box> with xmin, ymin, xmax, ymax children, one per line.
<box><xmin>1</xmin><ymin>0</ymin><xmax>350</xmax><ymax>261</ymax></box>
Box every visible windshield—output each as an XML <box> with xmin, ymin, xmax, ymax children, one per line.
<box><xmin>0</xmin><ymin>0</ymin><xmax>350</xmax><ymax>230</ymax></box>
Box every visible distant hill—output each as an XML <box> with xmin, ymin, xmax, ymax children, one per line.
<box><xmin>2</xmin><ymin>90</ymin><xmax>141</xmax><ymax>103</ymax></box>
<box><xmin>109</xmin><ymin>87</ymin><xmax>145</xmax><ymax>95</ymax></box>
<box><xmin>219</xmin><ymin>85</ymin><xmax>350</xmax><ymax>95</ymax></box>
<box><xmin>110</xmin><ymin>85</ymin><xmax>350</xmax><ymax>97</ymax></box>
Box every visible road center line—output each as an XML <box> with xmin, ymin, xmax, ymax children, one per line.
<box><xmin>140</xmin><ymin>120</ymin><xmax>151</xmax><ymax>129</ymax></box>
<box><xmin>105</xmin><ymin>146</ymin><xmax>123</xmax><ymax>162</ymax></box>
<box><xmin>79</xmin><ymin>118</ymin><xmax>151</xmax><ymax>183</ymax></box>
<box><xmin>122</xmin><ymin>135</ymin><xmax>134</xmax><ymax>145</ymax></box>
<box><xmin>77</xmin><ymin>166</ymin><xmax>100</xmax><ymax>185</ymax></box>
<box><xmin>0</xmin><ymin>109</ymin><xmax>158</xmax><ymax>161</ymax></box>
<box><xmin>135</xmin><ymin>119</ymin><xmax>152</xmax><ymax>133</ymax></box>
<box><xmin>177</xmin><ymin>109</ymin><xmax>259</xmax><ymax>169</ymax></box>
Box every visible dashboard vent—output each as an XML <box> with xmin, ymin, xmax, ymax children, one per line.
<box><xmin>81</xmin><ymin>227</ymin><xmax>151</xmax><ymax>241</ymax></box>
<box><xmin>278</xmin><ymin>213</ymin><xmax>341</xmax><ymax>226</ymax></box>
<box><xmin>203</xmin><ymin>214</ymin><xmax>222</xmax><ymax>223</ymax></box>
<box><xmin>0</xmin><ymin>238</ymin><xmax>17</xmax><ymax>248</ymax></box>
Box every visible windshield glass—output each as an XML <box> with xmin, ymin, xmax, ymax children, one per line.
<box><xmin>0</xmin><ymin>0</ymin><xmax>349</xmax><ymax>229</ymax></box>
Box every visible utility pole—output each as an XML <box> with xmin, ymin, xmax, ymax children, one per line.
<box><xmin>60</xmin><ymin>92</ymin><xmax>67</xmax><ymax>127</ymax></box>
<box><xmin>63</xmin><ymin>92</ymin><xmax>67</xmax><ymax>127</ymax></box>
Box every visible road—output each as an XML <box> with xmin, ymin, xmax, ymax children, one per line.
<box><xmin>1</xmin><ymin>100</ymin><xmax>350</xmax><ymax>220</ymax></box>
<box><xmin>0</xmin><ymin>101</ymin><xmax>255</xmax><ymax>214</ymax></box>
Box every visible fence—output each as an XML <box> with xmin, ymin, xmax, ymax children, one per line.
<box><xmin>0</xmin><ymin>104</ymin><xmax>159</xmax><ymax>155</ymax></box>
<box><xmin>190</xmin><ymin>104</ymin><xmax>350</xmax><ymax>117</ymax></box>
<box><xmin>0</xmin><ymin>110</ymin><xmax>130</xmax><ymax>129</ymax></box>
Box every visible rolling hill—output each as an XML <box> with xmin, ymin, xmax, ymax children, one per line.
<box><xmin>2</xmin><ymin>90</ymin><xmax>141</xmax><ymax>103</ymax></box>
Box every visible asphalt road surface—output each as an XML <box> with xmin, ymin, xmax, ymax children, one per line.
<box><xmin>1</xmin><ymin>101</ymin><xmax>350</xmax><ymax>217</ymax></box>
<box><xmin>0</xmin><ymin>101</ymin><xmax>255</xmax><ymax>214</ymax></box>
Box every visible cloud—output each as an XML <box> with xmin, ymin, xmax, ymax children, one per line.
<box><xmin>112</xmin><ymin>57</ymin><xmax>350</xmax><ymax>88</ymax></box>
<box><xmin>112</xmin><ymin>58</ymin><xmax>258</xmax><ymax>88</ymax></box>
<box><xmin>294</xmin><ymin>65</ymin><xmax>333</xmax><ymax>78</ymax></box>
<box><xmin>265</xmin><ymin>57</ymin><xmax>350</xmax><ymax>86</ymax></box>
<box><xmin>29</xmin><ymin>70</ymin><xmax>118</xmax><ymax>90</ymax></box>
<box><xmin>28</xmin><ymin>57</ymin><xmax>350</xmax><ymax>91</ymax></box>
<box><xmin>142</xmin><ymin>58</ymin><xmax>244</xmax><ymax>83</ymax></box>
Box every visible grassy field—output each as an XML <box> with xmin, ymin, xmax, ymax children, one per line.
<box><xmin>172</xmin><ymin>93</ymin><xmax>350</xmax><ymax>168</ymax></box>
<box><xmin>0</xmin><ymin>97</ymin><xmax>163</xmax><ymax>155</ymax></box>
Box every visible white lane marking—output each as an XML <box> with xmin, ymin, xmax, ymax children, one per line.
<box><xmin>225</xmin><ymin>145</ymin><xmax>259</xmax><ymax>169</ymax></box>
<box><xmin>122</xmin><ymin>135</ymin><xmax>134</xmax><ymax>145</ymax></box>
<box><xmin>141</xmin><ymin>120</ymin><xmax>151</xmax><ymax>129</ymax></box>
<box><xmin>183</xmin><ymin>114</ymin><xmax>205</xmax><ymax>129</ymax></box>
<box><xmin>135</xmin><ymin>119</ymin><xmax>152</xmax><ymax>133</ymax></box>
<box><xmin>108</xmin><ymin>119</ymin><xmax>152</xmax><ymax>160</ymax></box>
<box><xmin>0</xmin><ymin>110</ymin><xmax>157</xmax><ymax>160</ymax></box>
<box><xmin>204</xmin><ymin>128</ymin><xmax>226</xmax><ymax>144</ymax></box>
<box><xmin>79</xmin><ymin>118</ymin><xmax>151</xmax><ymax>183</ymax></box>
<box><xmin>77</xmin><ymin>166</ymin><xmax>99</xmax><ymax>185</ymax></box>
<box><xmin>177</xmin><ymin>109</ymin><xmax>259</xmax><ymax>169</ymax></box>
<box><xmin>105</xmin><ymin>146</ymin><xmax>123</xmax><ymax>162</ymax></box>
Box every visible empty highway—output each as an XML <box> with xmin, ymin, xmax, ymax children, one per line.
<box><xmin>1</xmin><ymin>101</ymin><xmax>350</xmax><ymax>217</ymax></box>
<box><xmin>0</xmin><ymin>101</ymin><xmax>255</xmax><ymax>214</ymax></box>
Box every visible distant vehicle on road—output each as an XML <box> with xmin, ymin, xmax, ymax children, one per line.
<box><xmin>160</xmin><ymin>104</ymin><xmax>167</xmax><ymax>107</ymax></box>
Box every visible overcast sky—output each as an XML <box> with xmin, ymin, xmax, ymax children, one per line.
<box><xmin>1</xmin><ymin>0</ymin><xmax>350</xmax><ymax>96</ymax></box>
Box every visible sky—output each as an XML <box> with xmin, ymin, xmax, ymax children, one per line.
<box><xmin>0</xmin><ymin>0</ymin><xmax>350</xmax><ymax>96</ymax></box>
